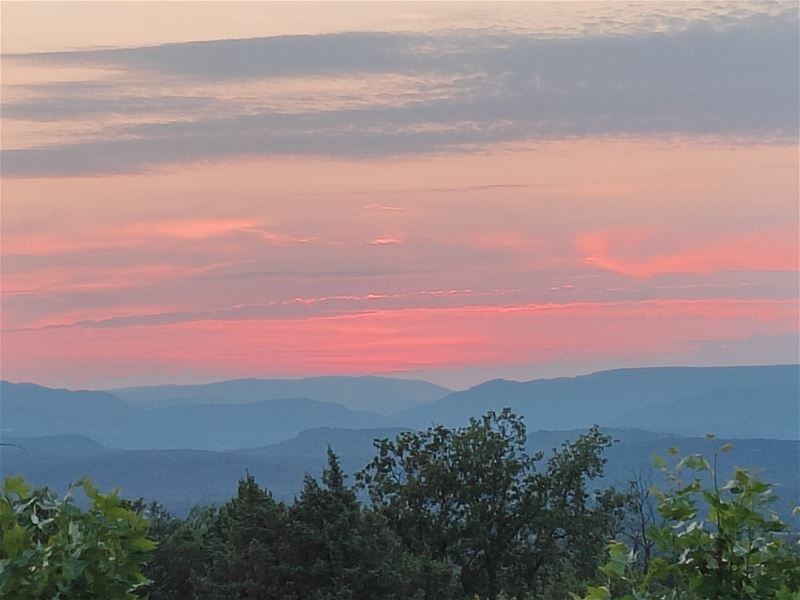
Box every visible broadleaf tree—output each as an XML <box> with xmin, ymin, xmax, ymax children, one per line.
<box><xmin>357</xmin><ymin>409</ymin><xmax>624</xmax><ymax>599</ymax></box>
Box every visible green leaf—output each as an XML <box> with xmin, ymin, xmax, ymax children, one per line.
<box><xmin>128</xmin><ymin>536</ymin><xmax>157</xmax><ymax>552</ymax></box>
<box><xmin>1</xmin><ymin>522</ymin><xmax>28</xmax><ymax>556</ymax></box>
<box><xmin>584</xmin><ymin>585</ymin><xmax>611</xmax><ymax>600</ymax></box>
<box><xmin>676</xmin><ymin>454</ymin><xmax>709</xmax><ymax>472</ymax></box>
<box><xmin>600</xmin><ymin>560</ymin><xmax>625</xmax><ymax>578</ymax></box>
<box><xmin>2</xmin><ymin>475</ymin><xmax>31</xmax><ymax>501</ymax></box>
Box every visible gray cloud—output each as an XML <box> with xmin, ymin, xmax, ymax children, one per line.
<box><xmin>0</xmin><ymin>94</ymin><xmax>221</xmax><ymax>121</ymax></box>
<box><xmin>3</xmin><ymin>14</ymin><xmax>797</xmax><ymax>176</ymax></box>
<box><xmin>16</xmin><ymin>32</ymin><xmax>433</xmax><ymax>79</ymax></box>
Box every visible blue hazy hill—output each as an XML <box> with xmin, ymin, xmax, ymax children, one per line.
<box><xmin>0</xmin><ymin>381</ymin><xmax>390</xmax><ymax>450</ymax></box>
<box><xmin>0</xmin><ymin>381</ymin><xmax>139</xmax><ymax>442</ymax></box>
<box><xmin>397</xmin><ymin>365</ymin><xmax>799</xmax><ymax>439</ymax></box>
<box><xmin>110</xmin><ymin>375</ymin><xmax>451</xmax><ymax>414</ymax></box>
<box><xmin>2</xmin><ymin>366</ymin><xmax>797</xmax><ymax>452</ymax></box>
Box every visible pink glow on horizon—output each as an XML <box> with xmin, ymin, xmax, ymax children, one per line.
<box><xmin>2</xmin><ymin>299</ymin><xmax>795</xmax><ymax>388</ymax></box>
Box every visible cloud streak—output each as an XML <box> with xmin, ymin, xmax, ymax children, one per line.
<box><xmin>576</xmin><ymin>228</ymin><xmax>799</xmax><ymax>278</ymax></box>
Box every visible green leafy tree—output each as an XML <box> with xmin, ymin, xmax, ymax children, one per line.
<box><xmin>357</xmin><ymin>409</ymin><xmax>623</xmax><ymax>599</ymax></box>
<box><xmin>0</xmin><ymin>475</ymin><xmax>155</xmax><ymax>599</ymax></box>
<box><xmin>647</xmin><ymin>443</ymin><xmax>800</xmax><ymax>599</ymax></box>
<box><xmin>575</xmin><ymin>443</ymin><xmax>800</xmax><ymax>600</ymax></box>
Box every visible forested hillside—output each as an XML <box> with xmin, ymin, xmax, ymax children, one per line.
<box><xmin>3</xmin><ymin>411</ymin><xmax>798</xmax><ymax>599</ymax></box>
<box><xmin>3</xmin><ymin>428</ymin><xmax>797</xmax><ymax>519</ymax></box>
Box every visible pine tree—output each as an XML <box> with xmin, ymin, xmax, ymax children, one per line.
<box><xmin>194</xmin><ymin>473</ymin><xmax>288</xmax><ymax>599</ymax></box>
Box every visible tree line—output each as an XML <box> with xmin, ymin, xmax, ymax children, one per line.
<box><xmin>2</xmin><ymin>410</ymin><xmax>798</xmax><ymax>599</ymax></box>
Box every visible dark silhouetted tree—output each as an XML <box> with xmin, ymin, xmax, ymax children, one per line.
<box><xmin>358</xmin><ymin>410</ymin><xmax>623</xmax><ymax>599</ymax></box>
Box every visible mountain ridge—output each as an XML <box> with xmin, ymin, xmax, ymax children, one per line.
<box><xmin>108</xmin><ymin>374</ymin><xmax>451</xmax><ymax>414</ymax></box>
<box><xmin>397</xmin><ymin>365</ymin><xmax>800</xmax><ymax>439</ymax></box>
<box><xmin>2</xmin><ymin>365</ymin><xmax>797</xmax><ymax>451</ymax></box>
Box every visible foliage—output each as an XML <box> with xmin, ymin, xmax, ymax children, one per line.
<box><xmin>284</xmin><ymin>447</ymin><xmax>455</xmax><ymax>599</ymax></box>
<box><xmin>146</xmin><ymin>452</ymin><xmax>454</xmax><ymax>599</ymax></box>
<box><xmin>191</xmin><ymin>471</ymin><xmax>288</xmax><ymax>598</ymax></box>
<box><xmin>357</xmin><ymin>409</ymin><xmax>624</xmax><ymax>599</ymax></box>
<box><xmin>12</xmin><ymin>412</ymin><xmax>796</xmax><ymax>600</ymax></box>
<box><xmin>140</xmin><ymin>503</ymin><xmax>213</xmax><ymax>599</ymax></box>
<box><xmin>0</xmin><ymin>475</ymin><xmax>155</xmax><ymax>599</ymax></box>
<box><xmin>574</xmin><ymin>441</ymin><xmax>800</xmax><ymax>600</ymax></box>
<box><xmin>142</xmin><ymin>412</ymin><xmax>622</xmax><ymax>599</ymax></box>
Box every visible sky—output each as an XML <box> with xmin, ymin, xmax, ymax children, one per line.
<box><xmin>1</xmin><ymin>1</ymin><xmax>798</xmax><ymax>390</ymax></box>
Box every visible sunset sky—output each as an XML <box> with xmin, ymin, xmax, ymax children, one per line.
<box><xmin>1</xmin><ymin>1</ymin><xmax>798</xmax><ymax>389</ymax></box>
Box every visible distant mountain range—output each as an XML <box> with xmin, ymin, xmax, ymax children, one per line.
<box><xmin>110</xmin><ymin>375</ymin><xmax>451</xmax><ymax>414</ymax></box>
<box><xmin>2</xmin><ymin>365</ymin><xmax>796</xmax><ymax>449</ymax></box>
<box><xmin>1</xmin><ymin>381</ymin><xmax>392</xmax><ymax>450</ymax></box>
<box><xmin>397</xmin><ymin>365</ymin><xmax>800</xmax><ymax>439</ymax></box>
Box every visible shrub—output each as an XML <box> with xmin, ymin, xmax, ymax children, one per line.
<box><xmin>574</xmin><ymin>443</ymin><xmax>800</xmax><ymax>600</ymax></box>
<box><xmin>0</xmin><ymin>475</ymin><xmax>155</xmax><ymax>599</ymax></box>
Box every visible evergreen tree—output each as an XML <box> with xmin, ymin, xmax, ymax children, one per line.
<box><xmin>194</xmin><ymin>473</ymin><xmax>288</xmax><ymax>599</ymax></box>
<box><xmin>286</xmin><ymin>447</ymin><xmax>457</xmax><ymax>599</ymax></box>
<box><xmin>142</xmin><ymin>504</ymin><xmax>214</xmax><ymax>600</ymax></box>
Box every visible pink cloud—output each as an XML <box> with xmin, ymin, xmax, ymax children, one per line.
<box><xmin>369</xmin><ymin>237</ymin><xmax>403</xmax><ymax>245</ymax></box>
<box><xmin>119</xmin><ymin>218</ymin><xmax>261</xmax><ymax>240</ymax></box>
<box><xmin>1</xmin><ymin>261</ymin><xmax>233</xmax><ymax>296</ymax></box>
<box><xmin>576</xmin><ymin>228</ymin><xmax>799</xmax><ymax>278</ymax></box>
<box><xmin>363</xmin><ymin>204</ymin><xmax>406</xmax><ymax>211</ymax></box>
<box><xmin>2</xmin><ymin>217</ymin><xmax>266</xmax><ymax>256</ymax></box>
